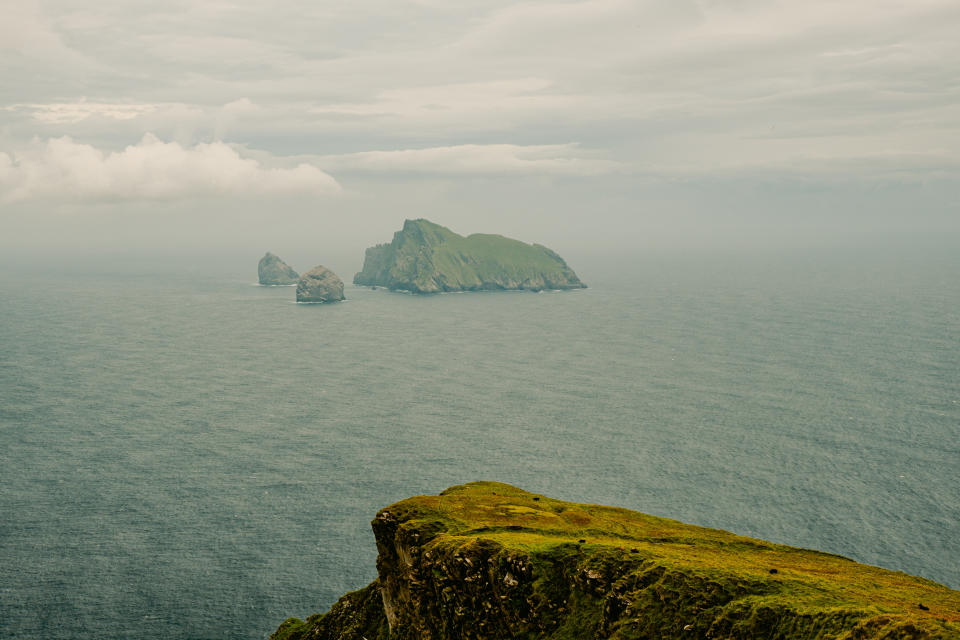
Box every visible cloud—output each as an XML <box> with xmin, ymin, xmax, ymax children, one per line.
<box><xmin>6</xmin><ymin>101</ymin><xmax>161</xmax><ymax>124</ymax></box>
<box><xmin>643</xmin><ymin>150</ymin><xmax>960</xmax><ymax>185</ymax></box>
<box><xmin>0</xmin><ymin>134</ymin><xmax>341</xmax><ymax>203</ymax></box>
<box><xmin>2</xmin><ymin>0</ymin><xmax>958</xmax><ymax>187</ymax></box>
<box><xmin>310</xmin><ymin>78</ymin><xmax>559</xmax><ymax>119</ymax></box>
<box><xmin>316</xmin><ymin>143</ymin><xmax>622</xmax><ymax>176</ymax></box>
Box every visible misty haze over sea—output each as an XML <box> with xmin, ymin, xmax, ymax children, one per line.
<box><xmin>1</xmin><ymin>244</ymin><xmax>957</xmax><ymax>640</ymax></box>
<box><xmin>4</xmin><ymin>0</ymin><xmax>960</xmax><ymax>636</ymax></box>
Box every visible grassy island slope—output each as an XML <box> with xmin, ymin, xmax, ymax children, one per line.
<box><xmin>353</xmin><ymin>219</ymin><xmax>586</xmax><ymax>293</ymax></box>
<box><xmin>274</xmin><ymin>482</ymin><xmax>960</xmax><ymax>640</ymax></box>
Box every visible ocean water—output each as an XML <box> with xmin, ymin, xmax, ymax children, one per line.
<box><xmin>1</xmin><ymin>247</ymin><xmax>958</xmax><ymax>639</ymax></box>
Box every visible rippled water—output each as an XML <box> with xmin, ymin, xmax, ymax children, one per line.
<box><xmin>1</xmin><ymin>247</ymin><xmax>958</xmax><ymax>639</ymax></box>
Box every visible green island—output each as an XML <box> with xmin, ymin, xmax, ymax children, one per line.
<box><xmin>272</xmin><ymin>482</ymin><xmax>960</xmax><ymax>640</ymax></box>
<box><xmin>353</xmin><ymin>219</ymin><xmax>586</xmax><ymax>293</ymax></box>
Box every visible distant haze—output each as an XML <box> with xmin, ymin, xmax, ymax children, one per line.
<box><xmin>1</xmin><ymin>1</ymin><xmax>958</xmax><ymax>261</ymax></box>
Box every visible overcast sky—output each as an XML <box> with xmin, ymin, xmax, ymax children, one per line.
<box><xmin>1</xmin><ymin>0</ymin><xmax>958</xmax><ymax>266</ymax></box>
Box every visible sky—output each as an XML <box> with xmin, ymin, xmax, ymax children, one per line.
<box><xmin>1</xmin><ymin>0</ymin><xmax>958</xmax><ymax>268</ymax></box>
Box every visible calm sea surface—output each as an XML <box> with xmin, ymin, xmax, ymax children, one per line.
<box><xmin>1</xmin><ymin>247</ymin><xmax>958</xmax><ymax>639</ymax></box>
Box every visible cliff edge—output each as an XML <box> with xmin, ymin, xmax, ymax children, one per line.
<box><xmin>272</xmin><ymin>482</ymin><xmax>960</xmax><ymax>640</ymax></box>
<box><xmin>353</xmin><ymin>219</ymin><xmax>585</xmax><ymax>293</ymax></box>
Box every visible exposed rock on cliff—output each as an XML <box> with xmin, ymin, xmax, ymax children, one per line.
<box><xmin>354</xmin><ymin>219</ymin><xmax>586</xmax><ymax>293</ymax></box>
<box><xmin>296</xmin><ymin>266</ymin><xmax>345</xmax><ymax>303</ymax></box>
<box><xmin>259</xmin><ymin>252</ymin><xmax>299</xmax><ymax>285</ymax></box>
<box><xmin>272</xmin><ymin>482</ymin><xmax>960</xmax><ymax>640</ymax></box>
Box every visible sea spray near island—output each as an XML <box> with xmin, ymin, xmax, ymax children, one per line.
<box><xmin>0</xmin><ymin>246</ymin><xmax>958</xmax><ymax>640</ymax></box>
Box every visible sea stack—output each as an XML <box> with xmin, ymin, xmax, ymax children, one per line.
<box><xmin>258</xmin><ymin>252</ymin><xmax>299</xmax><ymax>285</ymax></box>
<box><xmin>354</xmin><ymin>218</ymin><xmax>586</xmax><ymax>293</ymax></box>
<box><xmin>296</xmin><ymin>266</ymin><xmax>345</xmax><ymax>303</ymax></box>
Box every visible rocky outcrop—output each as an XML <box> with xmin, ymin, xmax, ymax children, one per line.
<box><xmin>272</xmin><ymin>582</ymin><xmax>387</xmax><ymax>640</ymax></box>
<box><xmin>258</xmin><ymin>252</ymin><xmax>299</xmax><ymax>285</ymax></box>
<box><xmin>354</xmin><ymin>219</ymin><xmax>586</xmax><ymax>293</ymax></box>
<box><xmin>296</xmin><ymin>266</ymin><xmax>345</xmax><ymax>303</ymax></box>
<box><xmin>271</xmin><ymin>482</ymin><xmax>960</xmax><ymax>640</ymax></box>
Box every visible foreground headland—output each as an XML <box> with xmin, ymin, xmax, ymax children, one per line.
<box><xmin>272</xmin><ymin>482</ymin><xmax>960</xmax><ymax>640</ymax></box>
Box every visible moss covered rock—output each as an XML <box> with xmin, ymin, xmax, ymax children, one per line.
<box><xmin>273</xmin><ymin>482</ymin><xmax>960</xmax><ymax>640</ymax></box>
<box><xmin>353</xmin><ymin>219</ymin><xmax>585</xmax><ymax>293</ymax></box>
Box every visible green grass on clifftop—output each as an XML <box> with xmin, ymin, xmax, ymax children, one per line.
<box><xmin>353</xmin><ymin>219</ymin><xmax>585</xmax><ymax>292</ymax></box>
<box><xmin>273</xmin><ymin>482</ymin><xmax>960</xmax><ymax>640</ymax></box>
<box><xmin>385</xmin><ymin>482</ymin><xmax>960</xmax><ymax>636</ymax></box>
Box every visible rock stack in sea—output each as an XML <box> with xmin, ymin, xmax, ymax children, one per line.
<box><xmin>354</xmin><ymin>218</ymin><xmax>586</xmax><ymax>293</ymax></box>
<box><xmin>258</xmin><ymin>252</ymin><xmax>299</xmax><ymax>285</ymax></box>
<box><xmin>296</xmin><ymin>266</ymin><xmax>345</xmax><ymax>303</ymax></box>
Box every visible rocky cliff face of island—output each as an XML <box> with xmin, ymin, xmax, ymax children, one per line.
<box><xmin>259</xmin><ymin>253</ymin><xmax>299</xmax><ymax>285</ymax></box>
<box><xmin>271</xmin><ymin>482</ymin><xmax>960</xmax><ymax>640</ymax></box>
<box><xmin>296</xmin><ymin>266</ymin><xmax>345</xmax><ymax>303</ymax></box>
<box><xmin>353</xmin><ymin>219</ymin><xmax>586</xmax><ymax>293</ymax></box>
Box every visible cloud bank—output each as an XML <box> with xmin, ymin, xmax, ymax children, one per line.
<box><xmin>4</xmin><ymin>0</ymin><xmax>957</xmax><ymax>176</ymax></box>
<box><xmin>317</xmin><ymin>143</ymin><xmax>621</xmax><ymax>176</ymax></box>
<box><xmin>0</xmin><ymin>134</ymin><xmax>340</xmax><ymax>203</ymax></box>
<box><xmin>1</xmin><ymin>0</ymin><xmax>958</xmax><ymax>246</ymax></box>
<box><xmin>5</xmin><ymin>101</ymin><xmax>161</xmax><ymax>124</ymax></box>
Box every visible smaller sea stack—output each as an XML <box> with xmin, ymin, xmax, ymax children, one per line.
<box><xmin>296</xmin><ymin>266</ymin><xmax>345</xmax><ymax>303</ymax></box>
<box><xmin>258</xmin><ymin>252</ymin><xmax>299</xmax><ymax>285</ymax></box>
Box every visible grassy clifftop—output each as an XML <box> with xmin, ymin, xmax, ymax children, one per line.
<box><xmin>353</xmin><ymin>219</ymin><xmax>585</xmax><ymax>293</ymax></box>
<box><xmin>273</xmin><ymin>482</ymin><xmax>960</xmax><ymax>640</ymax></box>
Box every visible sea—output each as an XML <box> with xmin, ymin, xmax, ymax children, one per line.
<box><xmin>1</xmin><ymin>244</ymin><xmax>958</xmax><ymax>640</ymax></box>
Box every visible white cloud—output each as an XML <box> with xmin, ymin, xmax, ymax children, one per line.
<box><xmin>642</xmin><ymin>150</ymin><xmax>960</xmax><ymax>184</ymax></box>
<box><xmin>2</xmin><ymin>0</ymin><xmax>959</xmax><ymax>188</ymax></box>
<box><xmin>316</xmin><ymin>143</ymin><xmax>622</xmax><ymax>176</ymax></box>
<box><xmin>0</xmin><ymin>134</ymin><xmax>340</xmax><ymax>203</ymax></box>
<box><xmin>310</xmin><ymin>78</ymin><xmax>557</xmax><ymax>119</ymax></box>
<box><xmin>6</xmin><ymin>101</ymin><xmax>161</xmax><ymax>124</ymax></box>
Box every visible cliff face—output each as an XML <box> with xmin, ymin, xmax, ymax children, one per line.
<box><xmin>353</xmin><ymin>219</ymin><xmax>586</xmax><ymax>293</ymax></box>
<box><xmin>272</xmin><ymin>482</ymin><xmax>960</xmax><ymax>640</ymax></box>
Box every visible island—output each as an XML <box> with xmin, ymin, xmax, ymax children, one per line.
<box><xmin>353</xmin><ymin>219</ymin><xmax>586</xmax><ymax>293</ymax></box>
<box><xmin>259</xmin><ymin>252</ymin><xmax>299</xmax><ymax>285</ymax></box>
<box><xmin>272</xmin><ymin>482</ymin><xmax>960</xmax><ymax>640</ymax></box>
<box><xmin>296</xmin><ymin>265</ymin><xmax>345</xmax><ymax>303</ymax></box>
